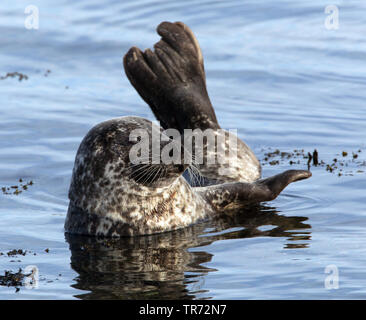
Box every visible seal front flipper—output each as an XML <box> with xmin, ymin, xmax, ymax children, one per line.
<box><xmin>124</xmin><ymin>21</ymin><xmax>219</xmax><ymax>132</ymax></box>
<box><xmin>198</xmin><ymin>170</ymin><xmax>312</xmax><ymax>212</ymax></box>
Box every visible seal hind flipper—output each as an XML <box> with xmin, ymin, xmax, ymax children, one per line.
<box><xmin>174</xmin><ymin>22</ymin><xmax>205</xmax><ymax>75</ymax></box>
<box><xmin>156</xmin><ymin>21</ymin><xmax>205</xmax><ymax>80</ymax></box>
<box><xmin>124</xmin><ymin>21</ymin><xmax>219</xmax><ymax>132</ymax></box>
<box><xmin>124</xmin><ymin>46</ymin><xmax>180</xmax><ymax>129</ymax></box>
<box><xmin>199</xmin><ymin>170</ymin><xmax>312</xmax><ymax>211</ymax></box>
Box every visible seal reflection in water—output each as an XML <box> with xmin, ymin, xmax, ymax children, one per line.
<box><xmin>65</xmin><ymin>22</ymin><xmax>312</xmax><ymax>237</ymax></box>
<box><xmin>66</xmin><ymin>204</ymin><xmax>311</xmax><ymax>299</ymax></box>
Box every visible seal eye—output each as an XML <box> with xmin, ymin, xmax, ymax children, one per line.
<box><xmin>169</xmin><ymin>149</ymin><xmax>174</xmax><ymax>157</ymax></box>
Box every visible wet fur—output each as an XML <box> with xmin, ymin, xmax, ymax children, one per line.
<box><xmin>66</xmin><ymin>117</ymin><xmax>310</xmax><ymax>237</ymax></box>
<box><xmin>65</xmin><ymin>22</ymin><xmax>311</xmax><ymax>237</ymax></box>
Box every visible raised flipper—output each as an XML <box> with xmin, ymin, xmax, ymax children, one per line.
<box><xmin>123</xmin><ymin>21</ymin><xmax>219</xmax><ymax>132</ymax></box>
<box><xmin>197</xmin><ymin>170</ymin><xmax>312</xmax><ymax>212</ymax></box>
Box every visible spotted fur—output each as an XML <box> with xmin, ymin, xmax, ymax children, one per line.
<box><xmin>66</xmin><ymin>116</ymin><xmax>209</xmax><ymax>237</ymax></box>
<box><xmin>65</xmin><ymin>116</ymin><xmax>311</xmax><ymax>237</ymax></box>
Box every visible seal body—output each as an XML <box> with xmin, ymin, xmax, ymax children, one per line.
<box><xmin>191</xmin><ymin>129</ymin><xmax>261</xmax><ymax>185</ymax></box>
<box><xmin>65</xmin><ymin>178</ymin><xmax>207</xmax><ymax>237</ymax></box>
<box><xmin>65</xmin><ymin>116</ymin><xmax>310</xmax><ymax>237</ymax></box>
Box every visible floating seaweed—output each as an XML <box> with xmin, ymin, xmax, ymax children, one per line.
<box><xmin>261</xmin><ymin>147</ymin><xmax>364</xmax><ymax>177</ymax></box>
<box><xmin>1</xmin><ymin>179</ymin><xmax>34</xmax><ymax>195</ymax></box>
<box><xmin>0</xmin><ymin>268</ymin><xmax>29</xmax><ymax>291</ymax></box>
<box><xmin>0</xmin><ymin>72</ymin><xmax>28</xmax><ymax>81</ymax></box>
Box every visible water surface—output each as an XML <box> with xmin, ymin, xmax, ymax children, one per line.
<box><xmin>1</xmin><ymin>0</ymin><xmax>366</xmax><ymax>299</ymax></box>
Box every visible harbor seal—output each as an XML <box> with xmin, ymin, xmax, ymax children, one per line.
<box><xmin>65</xmin><ymin>116</ymin><xmax>311</xmax><ymax>237</ymax></box>
<box><xmin>65</xmin><ymin>22</ymin><xmax>312</xmax><ymax>237</ymax></box>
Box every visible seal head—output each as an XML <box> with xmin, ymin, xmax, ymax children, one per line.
<box><xmin>65</xmin><ymin>116</ymin><xmax>208</xmax><ymax>237</ymax></box>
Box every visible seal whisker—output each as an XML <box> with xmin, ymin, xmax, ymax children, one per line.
<box><xmin>134</xmin><ymin>166</ymin><xmax>155</xmax><ymax>184</ymax></box>
<box><xmin>127</xmin><ymin>164</ymin><xmax>150</xmax><ymax>178</ymax></box>
<box><xmin>140</xmin><ymin>165</ymin><xmax>159</xmax><ymax>184</ymax></box>
<box><xmin>131</xmin><ymin>164</ymin><xmax>154</xmax><ymax>182</ymax></box>
<box><xmin>188</xmin><ymin>164</ymin><xmax>203</xmax><ymax>187</ymax></box>
<box><xmin>143</xmin><ymin>165</ymin><xmax>160</xmax><ymax>185</ymax></box>
<box><xmin>158</xmin><ymin>166</ymin><xmax>164</xmax><ymax>181</ymax></box>
<box><xmin>150</xmin><ymin>166</ymin><xmax>162</xmax><ymax>185</ymax></box>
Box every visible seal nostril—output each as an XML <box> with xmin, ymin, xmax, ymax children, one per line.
<box><xmin>177</xmin><ymin>164</ymin><xmax>185</xmax><ymax>172</ymax></box>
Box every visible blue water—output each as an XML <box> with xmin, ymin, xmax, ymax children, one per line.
<box><xmin>1</xmin><ymin>0</ymin><xmax>366</xmax><ymax>299</ymax></box>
